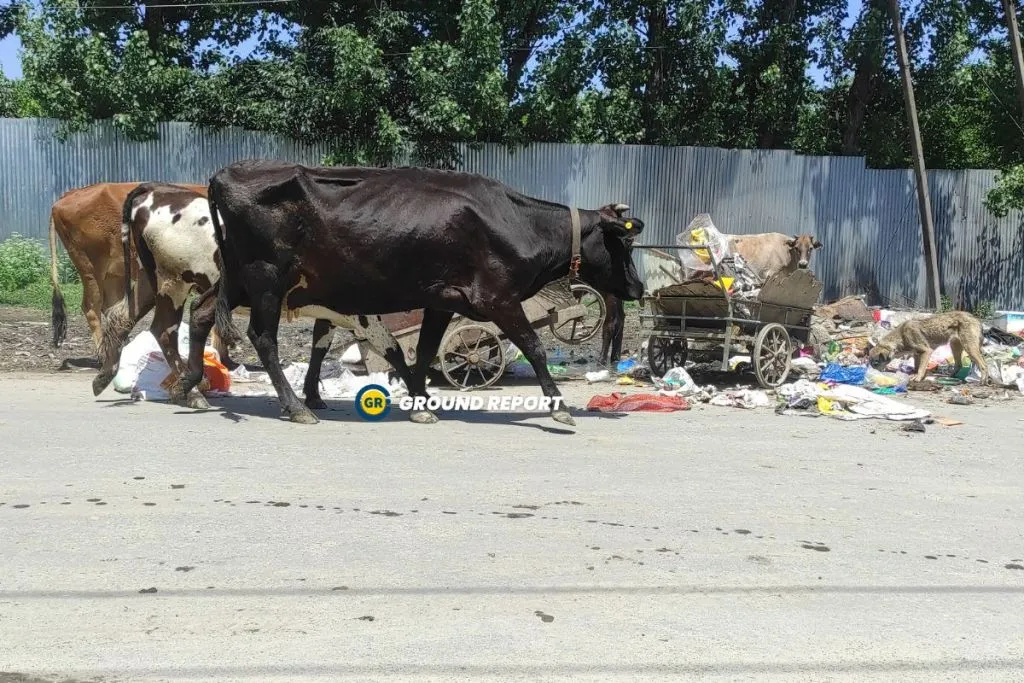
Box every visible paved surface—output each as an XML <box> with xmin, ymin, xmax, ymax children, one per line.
<box><xmin>1</xmin><ymin>372</ymin><xmax>1023</xmax><ymax>682</ymax></box>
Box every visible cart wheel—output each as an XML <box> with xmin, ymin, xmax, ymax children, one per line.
<box><xmin>440</xmin><ymin>323</ymin><xmax>506</xmax><ymax>390</ymax></box>
<box><xmin>549</xmin><ymin>283</ymin><xmax>606</xmax><ymax>344</ymax></box>
<box><xmin>753</xmin><ymin>323</ymin><xmax>792</xmax><ymax>389</ymax></box>
<box><xmin>647</xmin><ymin>335</ymin><xmax>688</xmax><ymax>376</ymax></box>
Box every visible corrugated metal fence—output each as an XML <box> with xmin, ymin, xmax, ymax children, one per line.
<box><xmin>2</xmin><ymin>118</ymin><xmax>1022</xmax><ymax>310</ymax></box>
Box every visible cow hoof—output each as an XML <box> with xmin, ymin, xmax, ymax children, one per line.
<box><xmin>187</xmin><ymin>393</ymin><xmax>211</xmax><ymax>411</ymax></box>
<box><xmin>552</xmin><ymin>408</ymin><xmax>576</xmax><ymax>427</ymax></box>
<box><xmin>409</xmin><ymin>410</ymin><xmax>439</xmax><ymax>425</ymax></box>
<box><xmin>305</xmin><ymin>397</ymin><xmax>328</xmax><ymax>410</ymax></box>
<box><xmin>289</xmin><ymin>409</ymin><xmax>320</xmax><ymax>425</ymax></box>
<box><xmin>92</xmin><ymin>373</ymin><xmax>113</xmax><ymax>396</ymax></box>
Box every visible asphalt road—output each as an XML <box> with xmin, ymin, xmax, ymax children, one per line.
<box><xmin>2</xmin><ymin>373</ymin><xmax>1023</xmax><ymax>682</ymax></box>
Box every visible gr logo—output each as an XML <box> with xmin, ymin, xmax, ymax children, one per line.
<box><xmin>354</xmin><ymin>384</ymin><xmax>392</xmax><ymax>421</ymax></box>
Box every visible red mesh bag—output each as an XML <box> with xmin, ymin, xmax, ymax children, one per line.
<box><xmin>586</xmin><ymin>392</ymin><xmax>691</xmax><ymax>412</ymax></box>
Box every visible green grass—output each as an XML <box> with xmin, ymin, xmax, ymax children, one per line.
<box><xmin>0</xmin><ymin>280</ymin><xmax>83</xmax><ymax>311</ymax></box>
<box><xmin>0</xmin><ymin>233</ymin><xmax>82</xmax><ymax>312</ymax></box>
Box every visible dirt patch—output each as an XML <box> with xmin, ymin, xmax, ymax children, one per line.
<box><xmin>0</xmin><ymin>304</ymin><xmax>646</xmax><ymax>375</ymax></box>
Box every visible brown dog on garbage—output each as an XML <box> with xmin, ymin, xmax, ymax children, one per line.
<box><xmin>868</xmin><ymin>310</ymin><xmax>989</xmax><ymax>385</ymax></box>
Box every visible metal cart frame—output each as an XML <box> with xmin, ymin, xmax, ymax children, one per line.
<box><xmin>633</xmin><ymin>243</ymin><xmax>815</xmax><ymax>388</ymax></box>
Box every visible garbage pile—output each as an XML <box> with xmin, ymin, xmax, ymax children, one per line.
<box><xmin>580</xmin><ymin>296</ymin><xmax>1024</xmax><ymax>418</ymax></box>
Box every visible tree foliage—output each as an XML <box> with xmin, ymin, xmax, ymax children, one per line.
<box><xmin>3</xmin><ymin>0</ymin><xmax>1024</xmax><ymax>198</ymax></box>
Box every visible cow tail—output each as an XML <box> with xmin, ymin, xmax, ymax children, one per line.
<box><xmin>208</xmin><ymin>185</ymin><xmax>241</xmax><ymax>350</ymax></box>
<box><xmin>48</xmin><ymin>212</ymin><xmax>67</xmax><ymax>348</ymax></box>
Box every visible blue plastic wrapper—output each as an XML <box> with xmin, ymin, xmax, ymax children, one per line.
<box><xmin>616</xmin><ymin>358</ymin><xmax>637</xmax><ymax>373</ymax></box>
<box><xmin>819</xmin><ymin>363</ymin><xmax>867</xmax><ymax>385</ymax></box>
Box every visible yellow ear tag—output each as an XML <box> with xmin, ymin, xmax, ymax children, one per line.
<box><xmin>624</xmin><ymin>221</ymin><xmax>633</xmax><ymax>230</ymax></box>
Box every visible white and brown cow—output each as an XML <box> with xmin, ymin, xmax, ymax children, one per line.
<box><xmin>725</xmin><ymin>232</ymin><xmax>823</xmax><ymax>281</ymax></box>
<box><xmin>92</xmin><ymin>182</ymin><xmax>421</xmax><ymax>416</ymax></box>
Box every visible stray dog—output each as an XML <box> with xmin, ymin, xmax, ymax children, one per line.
<box><xmin>868</xmin><ymin>310</ymin><xmax>989</xmax><ymax>384</ymax></box>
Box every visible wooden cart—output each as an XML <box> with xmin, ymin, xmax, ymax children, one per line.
<box><xmin>635</xmin><ymin>244</ymin><xmax>822</xmax><ymax>389</ymax></box>
<box><xmin>357</xmin><ymin>278</ymin><xmax>607</xmax><ymax>389</ymax></box>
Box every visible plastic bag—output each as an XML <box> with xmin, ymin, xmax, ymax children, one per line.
<box><xmin>677</xmin><ymin>214</ymin><xmax>729</xmax><ymax>279</ymax></box>
<box><xmin>658</xmin><ymin>367</ymin><xmax>700</xmax><ymax>395</ymax></box>
<box><xmin>863</xmin><ymin>367</ymin><xmax>909</xmax><ymax>391</ymax></box>
<box><xmin>819</xmin><ymin>363</ymin><xmax>867</xmax><ymax>386</ymax></box>
<box><xmin>616</xmin><ymin>358</ymin><xmax>637</xmax><ymax>374</ymax></box>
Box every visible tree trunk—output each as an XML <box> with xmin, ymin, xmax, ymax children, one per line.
<box><xmin>505</xmin><ymin>3</ymin><xmax>541</xmax><ymax>99</ymax></box>
<box><xmin>642</xmin><ymin>0</ymin><xmax>667</xmax><ymax>143</ymax></box>
<box><xmin>841</xmin><ymin>0</ymin><xmax>887</xmax><ymax>155</ymax></box>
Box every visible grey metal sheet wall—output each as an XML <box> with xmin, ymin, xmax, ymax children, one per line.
<box><xmin>0</xmin><ymin>117</ymin><xmax>330</xmax><ymax>241</ymax></box>
<box><xmin>458</xmin><ymin>142</ymin><xmax>1024</xmax><ymax>311</ymax></box>
<box><xmin>2</xmin><ymin>118</ymin><xmax>1021</xmax><ymax>310</ymax></box>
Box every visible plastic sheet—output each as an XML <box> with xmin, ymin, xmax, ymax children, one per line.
<box><xmin>819</xmin><ymin>363</ymin><xmax>867</xmax><ymax>385</ymax></box>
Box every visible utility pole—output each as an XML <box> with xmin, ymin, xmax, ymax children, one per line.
<box><xmin>887</xmin><ymin>0</ymin><xmax>941</xmax><ymax>311</ymax></box>
<box><xmin>1004</xmin><ymin>0</ymin><xmax>1024</xmax><ymax>116</ymax></box>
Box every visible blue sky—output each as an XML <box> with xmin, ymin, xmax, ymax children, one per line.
<box><xmin>2</xmin><ymin>0</ymin><xmax>870</xmax><ymax>85</ymax></box>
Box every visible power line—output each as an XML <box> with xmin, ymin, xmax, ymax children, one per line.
<box><xmin>80</xmin><ymin>0</ymin><xmax>297</xmax><ymax>9</ymax></box>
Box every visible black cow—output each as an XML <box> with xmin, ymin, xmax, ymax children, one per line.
<box><xmin>176</xmin><ymin>160</ymin><xmax>645</xmax><ymax>426</ymax></box>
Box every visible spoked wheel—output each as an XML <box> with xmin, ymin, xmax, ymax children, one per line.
<box><xmin>549</xmin><ymin>283</ymin><xmax>606</xmax><ymax>344</ymax></box>
<box><xmin>753</xmin><ymin>323</ymin><xmax>793</xmax><ymax>388</ymax></box>
<box><xmin>439</xmin><ymin>323</ymin><xmax>507</xmax><ymax>390</ymax></box>
<box><xmin>647</xmin><ymin>335</ymin><xmax>688</xmax><ymax>376</ymax></box>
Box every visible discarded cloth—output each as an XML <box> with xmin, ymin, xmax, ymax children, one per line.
<box><xmin>586</xmin><ymin>392</ymin><xmax>691</xmax><ymax>412</ymax></box>
<box><xmin>791</xmin><ymin>356</ymin><xmax>821</xmax><ymax>377</ymax></box>
<box><xmin>776</xmin><ymin>380</ymin><xmax>930</xmax><ymax>421</ymax></box>
<box><xmin>817</xmin><ymin>384</ymin><xmax>930</xmax><ymax>421</ymax></box>
<box><xmin>709</xmin><ymin>389</ymin><xmax>772</xmax><ymax>409</ymax></box>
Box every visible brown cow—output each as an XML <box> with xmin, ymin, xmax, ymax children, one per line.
<box><xmin>725</xmin><ymin>232</ymin><xmax>822</xmax><ymax>281</ymax></box>
<box><xmin>47</xmin><ymin>181</ymin><xmax>234</xmax><ymax>365</ymax></box>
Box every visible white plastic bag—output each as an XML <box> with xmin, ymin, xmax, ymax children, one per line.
<box><xmin>658</xmin><ymin>367</ymin><xmax>700</xmax><ymax>396</ymax></box>
<box><xmin>676</xmin><ymin>214</ymin><xmax>729</xmax><ymax>279</ymax></box>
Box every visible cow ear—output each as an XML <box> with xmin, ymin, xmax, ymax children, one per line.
<box><xmin>785</xmin><ymin>236</ymin><xmax>797</xmax><ymax>247</ymax></box>
<box><xmin>812</xmin><ymin>238</ymin><xmax>823</xmax><ymax>249</ymax></box>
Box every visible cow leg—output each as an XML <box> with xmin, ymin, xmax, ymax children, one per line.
<box><xmin>401</xmin><ymin>308</ymin><xmax>455</xmax><ymax>424</ymax></box>
<box><xmin>304</xmin><ymin>318</ymin><xmax>335</xmax><ymax>410</ymax></box>
<box><xmin>601</xmin><ymin>295</ymin><xmax>624</xmax><ymax>367</ymax></box>
<box><xmin>91</xmin><ymin>294</ymin><xmax>155</xmax><ymax>396</ymax></box>
<box><xmin>171</xmin><ymin>287</ymin><xmax>218</xmax><ymax>408</ymax></box>
<box><xmin>489</xmin><ymin>306</ymin><xmax>575</xmax><ymax>427</ymax></box>
<box><xmin>249</xmin><ymin>290</ymin><xmax>316</xmax><ymax>424</ymax></box>
<box><xmin>352</xmin><ymin>315</ymin><xmax>435</xmax><ymax>423</ymax></box>
<box><xmin>80</xmin><ymin>275</ymin><xmax>104</xmax><ymax>353</ymax></box>
<box><xmin>151</xmin><ymin>284</ymin><xmax>210</xmax><ymax>410</ymax></box>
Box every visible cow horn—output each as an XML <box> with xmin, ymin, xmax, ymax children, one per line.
<box><xmin>613</xmin><ymin>203</ymin><xmax>630</xmax><ymax>214</ymax></box>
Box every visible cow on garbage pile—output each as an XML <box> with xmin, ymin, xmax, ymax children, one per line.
<box><xmin>92</xmin><ymin>182</ymin><xmax>400</xmax><ymax>411</ymax></box>
<box><xmin>174</xmin><ymin>160</ymin><xmax>646</xmax><ymax>426</ymax></box>
<box><xmin>725</xmin><ymin>232</ymin><xmax>823</xmax><ymax>281</ymax></box>
<box><xmin>46</xmin><ymin>181</ymin><xmax>237</xmax><ymax>365</ymax></box>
